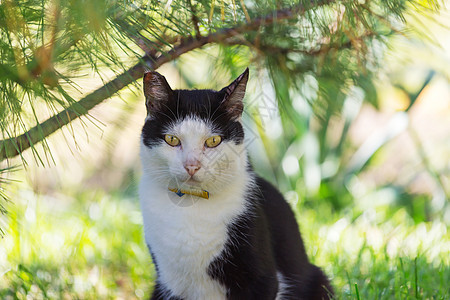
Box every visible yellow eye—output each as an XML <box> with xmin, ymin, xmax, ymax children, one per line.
<box><xmin>205</xmin><ymin>135</ymin><xmax>222</xmax><ymax>148</ymax></box>
<box><xmin>164</xmin><ymin>134</ymin><xmax>180</xmax><ymax>147</ymax></box>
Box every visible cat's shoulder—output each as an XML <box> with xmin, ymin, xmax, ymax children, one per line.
<box><xmin>252</xmin><ymin>175</ymin><xmax>286</xmax><ymax>203</ymax></box>
<box><xmin>248</xmin><ymin>174</ymin><xmax>298</xmax><ymax>223</ymax></box>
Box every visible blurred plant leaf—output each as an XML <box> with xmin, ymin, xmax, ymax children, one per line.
<box><xmin>0</xmin><ymin>165</ymin><xmax>19</xmax><ymax>236</ymax></box>
<box><xmin>0</xmin><ymin>0</ymin><xmax>446</xmax><ymax>214</ymax></box>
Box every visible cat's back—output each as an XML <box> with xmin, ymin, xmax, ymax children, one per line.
<box><xmin>255</xmin><ymin>176</ymin><xmax>333</xmax><ymax>299</ymax></box>
<box><xmin>254</xmin><ymin>176</ymin><xmax>310</xmax><ymax>267</ymax></box>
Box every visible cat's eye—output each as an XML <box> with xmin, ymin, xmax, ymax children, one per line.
<box><xmin>164</xmin><ymin>134</ymin><xmax>181</xmax><ymax>147</ymax></box>
<box><xmin>205</xmin><ymin>135</ymin><xmax>222</xmax><ymax>148</ymax></box>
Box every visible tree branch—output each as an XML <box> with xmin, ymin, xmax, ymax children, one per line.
<box><xmin>0</xmin><ymin>0</ymin><xmax>334</xmax><ymax>161</ymax></box>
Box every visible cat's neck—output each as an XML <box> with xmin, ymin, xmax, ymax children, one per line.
<box><xmin>140</xmin><ymin>167</ymin><xmax>253</xmax><ymax>224</ymax></box>
<box><xmin>141</xmin><ymin>168</ymin><xmax>253</xmax><ymax>206</ymax></box>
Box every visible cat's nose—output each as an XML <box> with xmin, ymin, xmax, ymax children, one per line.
<box><xmin>184</xmin><ymin>164</ymin><xmax>200</xmax><ymax>176</ymax></box>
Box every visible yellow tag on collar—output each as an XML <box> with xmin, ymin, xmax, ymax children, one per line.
<box><xmin>168</xmin><ymin>187</ymin><xmax>210</xmax><ymax>199</ymax></box>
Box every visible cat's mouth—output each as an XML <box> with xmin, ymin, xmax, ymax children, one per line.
<box><xmin>186</xmin><ymin>177</ymin><xmax>200</xmax><ymax>183</ymax></box>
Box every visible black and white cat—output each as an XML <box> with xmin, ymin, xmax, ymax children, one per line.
<box><xmin>139</xmin><ymin>68</ymin><xmax>332</xmax><ymax>300</ymax></box>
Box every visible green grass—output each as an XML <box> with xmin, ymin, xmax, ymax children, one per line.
<box><xmin>1</xmin><ymin>184</ymin><xmax>449</xmax><ymax>299</ymax></box>
<box><xmin>0</xmin><ymin>187</ymin><xmax>155</xmax><ymax>299</ymax></box>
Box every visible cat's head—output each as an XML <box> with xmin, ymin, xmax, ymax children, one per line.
<box><xmin>140</xmin><ymin>69</ymin><xmax>249</xmax><ymax>195</ymax></box>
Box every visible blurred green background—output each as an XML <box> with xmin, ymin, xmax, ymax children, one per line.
<box><xmin>0</xmin><ymin>0</ymin><xmax>449</xmax><ymax>299</ymax></box>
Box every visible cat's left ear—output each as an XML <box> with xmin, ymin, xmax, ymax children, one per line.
<box><xmin>220</xmin><ymin>68</ymin><xmax>249</xmax><ymax>120</ymax></box>
<box><xmin>143</xmin><ymin>71</ymin><xmax>173</xmax><ymax>117</ymax></box>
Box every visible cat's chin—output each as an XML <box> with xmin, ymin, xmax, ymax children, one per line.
<box><xmin>185</xmin><ymin>179</ymin><xmax>202</xmax><ymax>186</ymax></box>
<box><xmin>169</xmin><ymin>175</ymin><xmax>204</xmax><ymax>189</ymax></box>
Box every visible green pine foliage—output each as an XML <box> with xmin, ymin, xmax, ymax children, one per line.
<box><xmin>0</xmin><ymin>0</ymin><xmax>440</xmax><ymax>163</ymax></box>
<box><xmin>0</xmin><ymin>0</ymin><xmax>444</xmax><ymax>208</ymax></box>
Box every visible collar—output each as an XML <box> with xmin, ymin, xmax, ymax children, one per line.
<box><xmin>168</xmin><ymin>187</ymin><xmax>210</xmax><ymax>199</ymax></box>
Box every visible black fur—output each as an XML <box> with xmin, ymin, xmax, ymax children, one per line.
<box><xmin>143</xmin><ymin>69</ymin><xmax>332</xmax><ymax>299</ymax></box>
<box><xmin>207</xmin><ymin>176</ymin><xmax>333</xmax><ymax>300</ymax></box>
<box><xmin>142</xmin><ymin>88</ymin><xmax>244</xmax><ymax>148</ymax></box>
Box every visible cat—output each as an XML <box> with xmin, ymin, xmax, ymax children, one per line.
<box><xmin>139</xmin><ymin>68</ymin><xmax>333</xmax><ymax>300</ymax></box>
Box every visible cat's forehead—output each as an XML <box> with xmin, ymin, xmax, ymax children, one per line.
<box><xmin>167</xmin><ymin>116</ymin><xmax>215</xmax><ymax>137</ymax></box>
<box><xmin>172</xmin><ymin>89</ymin><xmax>223</xmax><ymax>118</ymax></box>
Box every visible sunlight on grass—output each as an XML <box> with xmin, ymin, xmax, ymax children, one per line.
<box><xmin>0</xmin><ymin>185</ymin><xmax>154</xmax><ymax>299</ymax></box>
<box><xmin>1</xmin><ymin>181</ymin><xmax>448</xmax><ymax>299</ymax></box>
<box><xmin>294</xmin><ymin>199</ymin><xmax>450</xmax><ymax>299</ymax></box>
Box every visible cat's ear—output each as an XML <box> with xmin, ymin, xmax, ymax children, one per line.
<box><xmin>220</xmin><ymin>68</ymin><xmax>249</xmax><ymax>120</ymax></box>
<box><xmin>143</xmin><ymin>71</ymin><xmax>173</xmax><ymax>116</ymax></box>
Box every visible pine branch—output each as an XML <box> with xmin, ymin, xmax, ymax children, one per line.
<box><xmin>0</xmin><ymin>0</ymin><xmax>335</xmax><ymax>161</ymax></box>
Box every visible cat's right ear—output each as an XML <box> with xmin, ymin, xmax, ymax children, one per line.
<box><xmin>143</xmin><ymin>71</ymin><xmax>173</xmax><ymax>117</ymax></box>
<box><xmin>219</xmin><ymin>68</ymin><xmax>249</xmax><ymax>120</ymax></box>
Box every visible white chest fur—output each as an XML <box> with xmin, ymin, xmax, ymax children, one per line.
<box><xmin>139</xmin><ymin>173</ymin><xmax>250</xmax><ymax>300</ymax></box>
